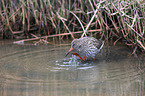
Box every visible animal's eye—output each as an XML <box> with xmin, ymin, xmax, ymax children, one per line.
<box><xmin>72</xmin><ymin>43</ymin><xmax>75</xmax><ymax>47</ymax></box>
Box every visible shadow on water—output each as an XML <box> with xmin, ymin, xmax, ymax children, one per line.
<box><xmin>0</xmin><ymin>40</ymin><xmax>145</xmax><ymax>96</ymax></box>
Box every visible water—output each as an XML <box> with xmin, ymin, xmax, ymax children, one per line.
<box><xmin>0</xmin><ymin>40</ymin><xmax>144</xmax><ymax>96</ymax></box>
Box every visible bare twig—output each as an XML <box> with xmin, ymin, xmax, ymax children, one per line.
<box><xmin>68</xmin><ymin>10</ymin><xmax>85</xmax><ymax>36</ymax></box>
<box><xmin>13</xmin><ymin>29</ymin><xmax>102</xmax><ymax>44</ymax></box>
<box><xmin>137</xmin><ymin>39</ymin><xmax>145</xmax><ymax>50</ymax></box>
<box><xmin>81</xmin><ymin>1</ymin><xmax>105</xmax><ymax>37</ymax></box>
<box><xmin>56</xmin><ymin>12</ymin><xmax>75</xmax><ymax>39</ymax></box>
<box><xmin>125</xmin><ymin>22</ymin><xmax>144</xmax><ymax>39</ymax></box>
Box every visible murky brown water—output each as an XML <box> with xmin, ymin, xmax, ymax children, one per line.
<box><xmin>0</xmin><ymin>40</ymin><xmax>144</xmax><ymax>96</ymax></box>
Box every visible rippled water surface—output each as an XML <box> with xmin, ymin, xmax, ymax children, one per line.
<box><xmin>0</xmin><ymin>40</ymin><xmax>144</xmax><ymax>96</ymax></box>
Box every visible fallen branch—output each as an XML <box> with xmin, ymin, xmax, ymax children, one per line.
<box><xmin>13</xmin><ymin>29</ymin><xmax>102</xmax><ymax>44</ymax></box>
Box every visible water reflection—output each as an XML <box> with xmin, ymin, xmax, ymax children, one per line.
<box><xmin>0</xmin><ymin>40</ymin><xmax>144</xmax><ymax>96</ymax></box>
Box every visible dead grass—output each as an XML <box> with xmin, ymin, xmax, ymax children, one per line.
<box><xmin>0</xmin><ymin>0</ymin><xmax>144</xmax><ymax>53</ymax></box>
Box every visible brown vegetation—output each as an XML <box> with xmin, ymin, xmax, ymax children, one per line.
<box><xmin>0</xmin><ymin>0</ymin><xmax>144</xmax><ymax>53</ymax></box>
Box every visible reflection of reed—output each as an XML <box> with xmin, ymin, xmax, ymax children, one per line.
<box><xmin>0</xmin><ymin>74</ymin><xmax>5</xmax><ymax>96</ymax></box>
<box><xmin>0</xmin><ymin>42</ymin><xmax>144</xmax><ymax>96</ymax></box>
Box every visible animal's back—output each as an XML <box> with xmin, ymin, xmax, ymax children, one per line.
<box><xmin>78</xmin><ymin>37</ymin><xmax>102</xmax><ymax>60</ymax></box>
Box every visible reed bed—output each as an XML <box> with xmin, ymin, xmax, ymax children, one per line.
<box><xmin>0</xmin><ymin>0</ymin><xmax>145</xmax><ymax>53</ymax></box>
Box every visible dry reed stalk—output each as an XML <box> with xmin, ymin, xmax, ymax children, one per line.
<box><xmin>0</xmin><ymin>0</ymin><xmax>144</xmax><ymax>53</ymax></box>
<box><xmin>13</xmin><ymin>29</ymin><xmax>102</xmax><ymax>44</ymax></box>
